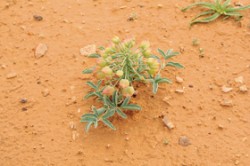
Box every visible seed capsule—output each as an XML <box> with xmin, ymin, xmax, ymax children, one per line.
<box><xmin>119</xmin><ymin>79</ymin><xmax>129</xmax><ymax>88</ymax></box>
<box><xmin>116</xmin><ymin>70</ymin><xmax>123</xmax><ymax>77</ymax></box>
<box><xmin>103</xmin><ymin>86</ymin><xmax>115</xmax><ymax>96</ymax></box>
<box><xmin>122</xmin><ymin>86</ymin><xmax>135</xmax><ymax>97</ymax></box>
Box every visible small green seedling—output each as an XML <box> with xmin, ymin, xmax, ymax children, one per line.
<box><xmin>81</xmin><ymin>37</ymin><xmax>183</xmax><ymax>132</ymax></box>
<box><xmin>182</xmin><ymin>0</ymin><xmax>250</xmax><ymax>26</ymax></box>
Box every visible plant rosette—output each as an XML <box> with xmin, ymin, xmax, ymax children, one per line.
<box><xmin>81</xmin><ymin>36</ymin><xmax>184</xmax><ymax>132</ymax></box>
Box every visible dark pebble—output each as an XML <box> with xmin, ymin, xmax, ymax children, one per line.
<box><xmin>20</xmin><ymin>98</ymin><xmax>27</xmax><ymax>103</ymax></box>
<box><xmin>33</xmin><ymin>15</ymin><xmax>43</xmax><ymax>21</ymax></box>
<box><xmin>22</xmin><ymin>107</ymin><xmax>28</xmax><ymax>111</ymax></box>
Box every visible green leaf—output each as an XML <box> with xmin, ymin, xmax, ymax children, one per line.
<box><xmin>112</xmin><ymin>91</ymin><xmax>118</xmax><ymax>106</ymax></box>
<box><xmin>96</xmin><ymin>107</ymin><xmax>106</xmax><ymax>116</ymax></box>
<box><xmin>82</xmin><ymin>67</ymin><xmax>95</xmax><ymax>74</ymax></box>
<box><xmin>181</xmin><ymin>2</ymin><xmax>215</xmax><ymax>12</ymax></box>
<box><xmin>165</xmin><ymin>49</ymin><xmax>179</xmax><ymax>60</ymax></box>
<box><xmin>157</xmin><ymin>48</ymin><xmax>166</xmax><ymax>57</ymax></box>
<box><xmin>121</xmin><ymin>104</ymin><xmax>141</xmax><ymax>110</ymax></box>
<box><xmin>88</xmin><ymin>53</ymin><xmax>101</xmax><ymax>58</ymax></box>
<box><xmin>85</xmin><ymin>122</ymin><xmax>93</xmax><ymax>132</ymax></box>
<box><xmin>166</xmin><ymin>62</ymin><xmax>184</xmax><ymax>68</ymax></box>
<box><xmin>116</xmin><ymin>108</ymin><xmax>127</xmax><ymax>119</ymax></box>
<box><xmin>103</xmin><ymin>96</ymin><xmax>115</xmax><ymax>107</ymax></box>
<box><xmin>81</xmin><ymin>115</ymin><xmax>97</xmax><ymax>122</ymax></box>
<box><xmin>86</xmin><ymin>81</ymin><xmax>97</xmax><ymax>89</ymax></box>
<box><xmin>150</xmin><ymin>54</ymin><xmax>160</xmax><ymax>60</ymax></box>
<box><xmin>152</xmin><ymin>81</ymin><xmax>158</xmax><ymax>94</ymax></box>
<box><xmin>84</xmin><ymin>92</ymin><xmax>95</xmax><ymax>99</ymax></box>
<box><xmin>102</xmin><ymin>109</ymin><xmax>115</xmax><ymax>119</ymax></box>
<box><xmin>98</xmin><ymin>46</ymin><xmax>105</xmax><ymax>50</ymax></box>
<box><xmin>156</xmin><ymin>78</ymin><xmax>172</xmax><ymax>84</ymax></box>
<box><xmin>102</xmin><ymin>119</ymin><xmax>116</xmax><ymax>130</ymax></box>
<box><xmin>190</xmin><ymin>12</ymin><xmax>220</xmax><ymax>25</ymax></box>
<box><xmin>121</xmin><ymin>97</ymin><xmax>130</xmax><ymax>107</ymax></box>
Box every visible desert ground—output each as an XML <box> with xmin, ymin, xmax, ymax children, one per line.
<box><xmin>0</xmin><ymin>0</ymin><xmax>250</xmax><ymax>165</ymax></box>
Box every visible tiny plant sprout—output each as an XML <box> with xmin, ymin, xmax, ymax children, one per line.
<box><xmin>182</xmin><ymin>0</ymin><xmax>250</xmax><ymax>26</ymax></box>
<box><xmin>81</xmin><ymin>37</ymin><xmax>184</xmax><ymax>132</ymax></box>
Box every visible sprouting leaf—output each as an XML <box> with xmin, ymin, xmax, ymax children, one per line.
<box><xmin>85</xmin><ymin>122</ymin><xmax>93</xmax><ymax>132</ymax></box>
<box><xmin>84</xmin><ymin>92</ymin><xmax>95</xmax><ymax>99</ymax></box>
<box><xmin>96</xmin><ymin>107</ymin><xmax>106</xmax><ymax>116</ymax></box>
<box><xmin>121</xmin><ymin>97</ymin><xmax>130</xmax><ymax>107</ymax></box>
<box><xmin>150</xmin><ymin>54</ymin><xmax>160</xmax><ymax>60</ymax></box>
<box><xmin>98</xmin><ymin>46</ymin><xmax>105</xmax><ymax>50</ymax></box>
<box><xmin>102</xmin><ymin>109</ymin><xmax>115</xmax><ymax>119</ymax></box>
<box><xmin>166</xmin><ymin>62</ymin><xmax>184</xmax><ymax>68</ymax></box>
<box><xmin>116</xmin><ymin>108</ymin><xmax>127</xmax><ymax>119</ymax></box>
<box><xmin>82</xmin><ymin>67</ymin><xmax>95</xmax><ymax>74</ymax></box>
<box><xmin>120</xmin><ymin>104</ymin><xmax>141</xmax><ymax>110</ymax></box>
<box><xmin>112</xmin><ymin>91</ymin><xmax>118</xmax><ymax>106</ymax></box>
<box><xmin>152</xmin><ymin>81</ymin><xmax>158</xmax><ymax>94</ymax></box>
<box><xmin>86</xmin><ymin>81</ymin><xmax>97</xmax><ymax>89</ymax></box>
<box><xmin>165</xmin><ymin>49</ymin><xmax>179</xmax><ymax>60</ymax></box>
<box><xmin>102</xmin><ymin>119</ymin><xmax>116</xmax><ymax>130</ymax></box>
<box><xmin>88</xmin><ymin>53</ymin><xmax>101</xmax><ymax>58</ymax></box>
<box><xmin>156</xmin><ymin>78</ymin><xmax>172</xmax><ymax>84</ymax></box>
<box><xmin>157</xmin><ymin>48</ymin><xmax>166</xmax><ymax>57</ymax></box>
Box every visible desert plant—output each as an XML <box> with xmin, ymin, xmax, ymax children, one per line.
<box><xmin>81</xmin><ymin>37</ymin><xmax>183</xmax><ymax>132</ymax></box>
<box><xmin>182</xmin><ymin>0</ymin><xmax>250</xmax><ymax>26</ymax></box>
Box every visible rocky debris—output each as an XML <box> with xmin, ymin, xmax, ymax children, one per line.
<box><xmin>239</xmin><ymin>85</ymin><xmax>248</xmax><ymax>93</ymax></box>
<box><xmin>72</xmin><ymin>131</ymin><xmax>79</xmax><ymax>141</ymax></box>
<box><xmin>178</xmin><ymin>136</ymin><xmax>191</xmax><ymax>146</ymax></box>
<box><xmin>218</xmin><ymin>124</ymin><xmax>224</xmax><ymax>129</ymax></box>
<box><xmin>234</xmin><ymin>76</ymin><xmax>244</xmax><ymax>83</ymax></box>
<box><xmin>20</xmin><ymin>98</ymin><xmax>28</xmax><ymax>104</ymax></box>
<box><xmin>222</xmin><ymin>85</ymin><xmax>233</xmax><ymax>93</ymax></box>
<box><xmin>176</xmin><ymin>76</ymin><xmax>183</xmax><ymax>83</ymax></box>
<box><xmin>157</xmin><ymin>4</ymin><xmax>163</xmax><ymax>8</ymax></box>
<box><xmin>66</xmin><ymin>96</ymin><xmax>77</xmax><ymax>106</ymax></box>
<box><xmin>42</xmin><ymin>89</ymin><xmax>50</xmax><ymax>97</ymax></box>
<box><xmin>106</xmin><ymin>144</ymin><xmax>111</xmax><ymax>149</ymax></box>
<box><xmin>119</xmin><ymin>6</ymin><xmax>127</xmax><ymax>9</ymax></box>
<box><xmin>22</xmin><ymin>107</ymin><xmax>28</xmax><ymax>111</ymax></box>
<box><xmin>1</xmin><ymin>64</ymin><xmax>7</xmax><ymax>69</ymax></box>
<box><xmin>6</xmin><ymin>72</ymin><xmax>17</xmax><ymax>79</ymax></box>
<box><xmin>162</xmin><ymin>116</ymin><xmax>175</xmax><ymax>130</ymax></box>
<box><xmin>33</xmin><ymin>15</ymin><xmax>43</xmax><ymax>21</ymax></box>
<box><xmin>175</xmin><ymin>88</ymin><xmax>184</xmax><ymax>94</ymax></box>
<box><xmin>69</xmin><ymin>121</ymin><xmax>76</xmax><ymax>129</ymax></box>
<box><xmin>35</xmin><ymin>43</ymin><xmax>48</xmax><ymax>58</ymax></box>
<box><xmin>80</xmin><ymin>44</ymin><xmax>96</xmax><ymax>56</ymax></box>
<box><xmin>162</xmin><ymin>96</ymin><xmax>172</xmax><ymax>104</ymax></box>
<box><xmin>220</xmin><ymin>99</ymin><xmax>233</xmax><ymax>107</ymax></box>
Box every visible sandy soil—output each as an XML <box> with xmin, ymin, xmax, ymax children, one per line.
<box><xmin>1</xmin><ymin>0</ymin><xmax>250</xmax><ymax>165</ymax></box>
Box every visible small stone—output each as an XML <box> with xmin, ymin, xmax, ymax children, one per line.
<box><xmin>6</xmin><ymin>72</ymin><xmax>17</xmax><ymax>79</ymax></box>
<box><xmin>125</xmin><ymin>137</ymin><xmax>129</xmax><ymax>141</ymax></box>
<box><xmin>178</xmin><ymin>136</ymin><xmax>191</xmax><ymax>146</ymax></box>
<box><xmin>1</xmin><ymin>64</ymin><xmax>7</xmax><ymax>69</ymax></box>
<box><xmin>218</xmin><ymin>124</ymin><xmax>224</xmax><ymax>129</ymax></box>
<box><xmin>22</xmin><ymin>107</ymin><xmax>28</xmax><ymax>111</ymax></box>
<box><xmin>162</xmin><ymin>116</ymin><xmax>175</xmax><ymax>130</ymax></box>
<box><xmin>106</xmin><ymin>144</ymin><xmax>111</xmax><ymax>148</ymax></box>
<box><xmin>80</xmin><ymin>45</ymin><xmax>96</xmax><ymax>56</ymax></box>
<box><xmin>235</xmin><ymin>76</ymin><xmax>244</xmax><ymax>83</ymax></box>
<box><xmin>33</xmin><ymin>15</ymin><xmax>43</xmax><ymax>21</ymax></box>
<box><xmin>162</xmin><ymin>96</ymin><xmax>172</xmax><ymax>104</ymax></box>
<box><xmin>220</xmin><ymin>99</ymin><xmax>233</xmax><ymax>107</ymax></box>
<box><xmin>72</xmin><ymin>131</ymin><xmax>79</xmax><ymax>141</ymax></box>
<box><xmin>119</xmin><ymin>6</ymin><xmax>127</xmax><ymax>9</ymax></box>
<box><xmin>175</xmin><ymin>88</ymin><xmax>184</xmax><ymax>94</ymax></box>
<box><xmin>239</xmin><ymin>85</ymin><xmax>248</xmax><ymax>93</ymax></box>
<box><xmin>20</xmin><ymin>98</ymin><xmax>27</xmax><ymax>104</ymax></box>
<box><xmin>235</xmin><ymin>160</ymin><xmax>240</xmax><ymax>165</ymax></box>
<box><xmin>222</xmin><ymin>86</ymin><xmax>233</xmax><ymax>93</ymax></box>
<box><xmin>35</xmin><ymin>43</ymin><xmax>48</xmax><ymax>58</ymax></box>
<box><xmin>69</xmin><ymin>121</ymin><xmax>76</xmax><ymax>129</ymax></box>
<box><xmin>42</xmin><ymin>89</ymin><xmax>50</xmax><ymax>97</ymax></box>
<box><xmin>157</xmin><ymin>4</ymin><xmax>163</xmax><ymax>8</ymax></box>
<box><xmin>176</xmin><ymin>76</ymin><xmax>183</xmax><ymax>83</ymax></box>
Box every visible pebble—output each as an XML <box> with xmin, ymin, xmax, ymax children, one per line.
<box><xmin>42</xmin><ymin>89</ymin><xmax>50</xmax><ymax>97</ymax></box>
<box><xmin>33</xmin><ymin>15</ymin><xmax>43</xmax><ymax>21</ymax></box>
<box><xmin>35</xmin><ymin>43</ymin><xmax>48</xmax><ymax>58</ymax></box>
<box><xmin>178</xmin><ymin>136</ymin><xmax>191</xmax><ymax>146</ymax></box>
<box><xmin>22</xmin><ymin>107</ymin><xmax>28</xmax><ymax>111</ymax></box>
<box><xmin>220</xmin><ymin>99</ymin><xmax>233</xmax><ymax>107</ymax></box>
<box><xmin>175</xmin><ymin>88</ymin><xmax>184</xmax><ymax>94</ymax></box>
<box><xmin>162</xmin><ymin>96</ymin><xmax>171</xmax><ymax>104</ymax></box>
<box><xmin>119</xmin><ymin>6</ymin><xmax>127</xmax><ymax>9</ymax></box>
<box><xmin>234</xmin><ymin>76</ymin><xmax>244</xmax><ymax>83</ymax></box>
<box><xmin>6</xmin><ymin>72</ymin><xmax>17</xmax><ymax>79</ymax></box>
<box><xmin>157</xmin><ymin>4</ymin><xmax>163</xmax><ymax>8</ymax></box>
<box><xmin>106</xmin><ymin>144</ymin><xmax>111</xmax><ymax>148</ymax></box>
<box><xmin>176</xmin><ymin>76</ymin><xmax>183</xmax><ymax>83</ymax></box>
<box><xmin>222</xmin><ymin>86</ymin><xmax>233</xmax><ymax>93</ymax></box>
<box><xmin>72</xmin><ymin>131</ymin><xmax>79</xmax><ymax>141</ymax></box>
<box><xmin>66</xmin><ymin>96</ymin><xmax>77</xmax><ymax>106</ymax></box>
<box><xmin>162</xmin><ymin>116</ymin><xmax>175</xmax><ymax>130</ymax></box>
<box><xmin>20</xmin><ymin>98</ymin><xmax>28</xmax><ymax>104</ymax></box>
<box><xmin>218</xmin><ymin>124</ymin><xmax>224</xmax><ymax>129</ymax></box>
<box><xmin>239</xmin><ymin>85</ymin><xmax>248</xmax><ymax>93</ymax></box>
<box><xmin>80</xmin><ymin>44</ymin><xmax>96</xmax><ymax>56</ymax></box>
<box><xmin>69</xmin><ymin>121</ymin><xmax>76</xmax><ymax>129</ymax></box>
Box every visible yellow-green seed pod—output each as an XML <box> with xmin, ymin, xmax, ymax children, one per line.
<box><xmin>116</xmin><ymin>70</ymin><xmax>123</xmax><ymax>77</ymax></box>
